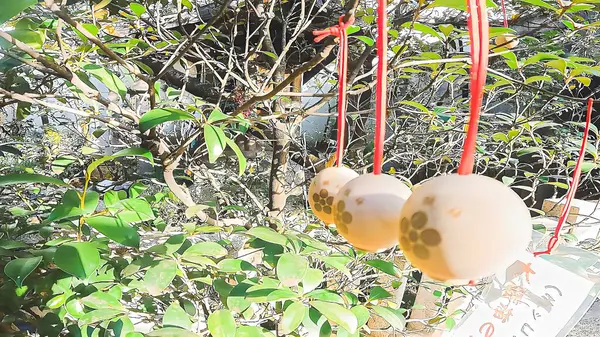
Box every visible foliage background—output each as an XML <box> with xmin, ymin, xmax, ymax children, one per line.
<box><xmin>1</xmin><ymin>0</ymin><xmax>600</xmax><ymax>336</ymax></box>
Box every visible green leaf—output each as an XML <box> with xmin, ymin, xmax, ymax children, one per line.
<box><xmin>246</xmin><ymin>227</ymin><xmax>288</xmax><ymax>246</ymax></box>
<box><xmin>81</xmin><ymin>63</ymin><xmax>128</xmax><ymax>99</ymax></box>
<box><xmin>314</xmin><ymin>255</ymin><xmax>352</xmax><ymax>278</ymax></box>
<box><xmin>81</xmin><ymin>292</ymin><xmax>125</xmax><ymax>311</ymax></box>
<box><xmin>208</xmin><ymin>109</ymin><xmax>230</xmax><ymax>123</ymax></box>
<box><xmin>112</xmin><ymin>317</ymin><xmax>135</xmax><ymax>337</ymax></box>
<box><xmin>129</xmin><ymin>182</ymin><xmax>148</xmax><ymax>198</ymax></box>
<box><xmin>501</xmin><ymin>52</ymin><xmax>518</xmax><ymax>69</ymax></box>
<box><xmin>523</xmin><ymin>53</ymin><xmax>561</xmax><ymax>66</ymax></box>
<box><xmin>264</xmin><ymin>289</ymin><xmax>299</xmax><ymax>302</ymax></box>
<box><xmin>139</xmin><ymin>108</ymin><xmax>195</xmax><ymax>133</ymax></box>
<box><xmin>369</xmin><ymin>286</ymin><xmax>392</xmax><ymax>301</ymax></box>
<box><xmin>0</xmin><ymin>30</ymin><xmax>45</xmax><ymax>50</ymax></box>
<box><xmin>399</xmin><ymin>100</ymin><xmax>429</xmax><ymax>113</ymax></box>
<box><xmin>567</xmin><ymin>161</ymin><xmax>597</xmax><ymax>172</ymax></box>
<box><xmin>347</xmin><ymin>25</ymin><xmax>360</xmax><ymax>35</ymax></box>
<box><xmin>79</xmin><ymin>309</ymin><xmax>123</xmax><ymax>326</ymax></box>
<box><xmin>225</xmin><ymin>138</ymin><xmax>247</xmax><ymax>176</ymax></box>
<box><xmin>446</xmin><ymin>317</ymin><xmax>457</xmax><ymax>330</ymax></box>
<box><xmin>147</xmin><ymin>328</ymin><xmax>199</xmax><ymax>337</ymax></box>
<box><xmin>574</xmin><ymin>77</ymin><xmax>592</xmax><ymax>87</ymax></box>
<box><xmin>204</xmin><ymin>124</ymin><xmax>227</xmax><ymax>163</ymax></box>
<box><xmin>354</xmin><ymin>36</ymin><xmax>375</xmax><ymax>46</ymax></box>
<box><xmin>227</xmin><ymin>283</ymin><xmax>252</xmax><ymax>313</ymax></box>
<box><xmin>235</xmin><ymin>326</ymin><xmax>264</xmax><ymax>337</ymax></box>
<box><xmin>87</xmin><ymin>147</ymin><xmax>153</xmax><ymax>177</ymax></box>
<box><xmin>217</xmin><ymin>259</ymin><xmax>256</xmax><ymax>273</ymax></box>
<box><xmin>430</xmin><ymin>0</ymin><xmax>496</xmax><ymax>11</ymax></box>
<box><xmin>86</xmin><ymin>216</ymin><xmax>140</xmax><ymax>248</ymax></box>
<box><xmin>277</xmin><ymin>253</ymin><xmax>308</xmax><ymax>287</ymax></box>
<box><xmin>302</xmin><ymin>268</ymin><xmax>323</xmax><ymax>293</ymax></box>
<box><xmin>129</xmin><ymin>3</ymin><xmax>147</xmax><ymax>16</ymax></box>
<box><xmin>208</xmin><ymin>310</ymin><xmax>237</xmax><ymax>337</ymax></box>
<box><xmin>114</xmin><ymin>199</ymin><xmax>155</xmax><ymax>223</ymax></box>
<box><xmin>516</xmin><ymin>147</ymin><xmax>543</xmax><ymax>156</ymax></box>
<box><xmin>52</xmin><ymin>155</ymin><xmax>78</xmax><ymax>174</ymax></box>
<box><xmin>0</xmin><ymin>173</ymin><xmax>67</xmax><ymax>186</ymax></box>
<box><xmin>46</xmin><ymin>293</ymin><xmax>67</xmax><ymax>309</ymax></box>
<box><xmin>0</xmin><ymin>0</ymin><xmax>37</xmax><ymax>25</ymax></box>
<box><xmin>280</xmin><ymin>302</ymin><xmax>306</xmax><ymax>334</ymax></box>
<box><xmin>524</xmin><ymin>75</ymin><xmax>553</xmax><ymax>84</ymax></box>
<box><xmin>546</xmin><ymin>59</ymin><xmax>567</xmax><ymax>74</ymax></box>
<box><xmin>310</xmin><ymin>301</ymin><xmax>358</xmax><ymax>334</ymax></box>
<box><xmin>366</xmin><ymin>260</ymin><xmax>398</xmax><ymax>277</ymax></box>
<box><xmin>144</xmin><ymin>260</ymin><xmax>178</xmax><ymax>296</ymax></box>
<box><xmin>54</xmin><ymin>242</ymin><xmax>100</xmax><ymax>279</ymax></box>
<box><xmin>520</xmin><ymin>0</ymin><xmax>557</xmax><ymax>10</ymax></box>
<box><xmin>403</xmin><ymin>22</ymin><xmax>442</xmax><ymax>40</ymax></box>
<box><xmin>65</xmin><ymin>298</ymin><xmax>85</xmax><ymax>319</ymax></box>
<box><xmin>163</xmin><ymin>302</ymin><xmax>192</xmax><ymax>330</ymax></box>
<box><xmin>4</xmin><ymin>256</ymin><xmax>42</xmax><ymax>287</ymax></box>
<box><xmin>372</xmin><ymin>306</ymin><xmax>406</xmax><ymax>330</ymax></box>
<box><xmin>46</xmin><ymin>190</ymin><xmax>99</xmax><ymax>223</ymax></box>
<box><xmin>148</xmin><ymin>234</ymin><xmax>186</xmax><ymax>255</ymax></box>
<box><xmin>306</xmin><ymin>290</ymin><xmax>344</xmax><ymax>304</ymax></box>
<box><xmin>262</xmin><ymin>51</ymin><xmax>278</xmax><ymax>60</ymax></box>
<box><xmin>182</xmin><ymin>241</ymin><xmax>228</xmax><ymax>258</ymax></box>
<box><xmin>351</xmin><ymin>306</ymin><xmax>370</xmax><ymax>328</ymax></box>
<box><xmin>438</xmin><ymin>24</ymin><xmax>454</xmax><ymax>37</ymax></box>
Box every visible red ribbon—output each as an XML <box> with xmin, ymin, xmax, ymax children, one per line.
<box><xmin>313</xmin><ymin>16</ymin><xmax>355</xmax><ymax>167</ymax></box>
<box><xmin>501</xmin><ymin>0</ymin><xmax>509</xmax><ymax>28</ymax></box>
<box><xmin>372</xmin><ymin>0</ymin><xmax>388</xmax><ymax>175</ymax></box>
<box><xmin>534</xmin><ymin>98</ymin><xmax>593</xmax><ymax>256</ymax></box>
<box><xmin>457</xmin><ymin>0</ymin><xmax>490</xmax><ymax>175</ymax></box>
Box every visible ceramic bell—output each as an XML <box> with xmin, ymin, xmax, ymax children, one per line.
<box><xmin>399</xmin><ymin>174</ymin><xmax>532</xmax><ymax>281</ymax></box>
<box><xmin>333</xmin><ymin>173</ymin><xmax>412</xmax><ymax>252</ymax></box>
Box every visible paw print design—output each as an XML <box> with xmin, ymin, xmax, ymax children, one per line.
<box><xmin>312</xmin><ymin>189</ymin><xmax>334</xmax><ymax>214</ymax></box>
<box><xmin>333</xmin><ymin>200</ymin><xmax>353</xmax><ymax>234</ymax></box>
<box><xmin>400</xmin><ymin>211</ymin><xmax>442</xmax><ymax>260</ymax></box>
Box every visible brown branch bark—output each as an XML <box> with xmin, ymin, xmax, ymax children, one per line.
<box><xmin>233</xmin><ymin>0</ymin><xmax>360</xmax><ymax>115</ymax></box>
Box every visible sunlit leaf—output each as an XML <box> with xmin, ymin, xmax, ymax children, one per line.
<box><xmin>277</xmin><ymin>253</ymin><xmax>308</xmax><ymax>287</ymax></box>
<box><xmin>208</xmin><ymin>310</ymin><xmax>236</xmax><ymax>337</ymax></box>
<box><xmin>310</xmin><ymin>301</ymin><xmax>358</xmax><ymax>334</ymax></box>
<box><xmin>144</xmin><ymin>260</ymin><xmax>178</xmax><ymax>295</ymax></box>
<box><xmin>280</xmin><ymin>301</ymin><xmax>306</xmax><ymax>334</ymax></box>
<box><xmin>139</xmin><ymin>108</ymin><xmax>195</xmax><ymax>133</ymax></box>
<box><xmin>163</xmin><ymin>302</ymin><xmax>192</xmax><ymax>330</ymax></box>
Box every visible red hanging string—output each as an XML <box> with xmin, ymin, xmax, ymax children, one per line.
<box><xmin>313</xmin><ymin>16</ymin><xmax>355</xmax><ymax>167</ymax></box>
<box><xmin>372</xmin><ymin>0</ymin><xmax>388</xmax><ymax>175</ymax></box>
<box><xmin>534</xmin><ymin>98</ymin><xmax>593</xmax><ymax>256</ymax></box>
<box><xmin>501</xmin><ymin>0</ymin><xmax>509</xmax><ymax>28</ymax></box>
<box><xmin>457</xmin><ymin>0</ymin><xmax>490</xmax><ymax>175</ymax></box>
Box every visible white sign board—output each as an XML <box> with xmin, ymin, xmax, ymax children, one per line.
<box><xmin>445</xmin><ymin>250</ymin><xmax>597</xmax><ymax>337</ymax></box>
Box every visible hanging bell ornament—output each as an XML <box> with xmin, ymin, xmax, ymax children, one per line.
<box><xmin>309</xmin><ymin>166</ymin><xmax>359</xmax><ymax>224</ymax></box>
<box><xmin>333</xmin><ymin>173</ymin><xmax>412</xmax><ymax>252</ymax></box>
<box><xmin>495</xmin><ymin>33</ymin><xmax>519</xmax><ymax>49</ymax></box>
<box><xmin>399</xmin><ymin>174</ymin><xmax>532</xmax><ymax>281</ymax></box>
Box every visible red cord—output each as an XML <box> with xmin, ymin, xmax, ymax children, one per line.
<box><xmin>501</xmin><ymin>0</ymin><xmax>509</xmax><ymax>28</ymax></box>
<box><xmin>372</xmin><ymin>0</ymin><xmax>388</xmax><ymax>175</ymax></box>
<box><xmin>313</xmin><ymin>16</ymin><xmax>355</xmax><ymax>167</ymax></box>
<box><xmin>457</xmin><ymin>0</ymin><xmax>490</xmax><ymax>175</ymax></box>
<box><xmin>534</xmin><ymin>98</ymin><xmax>593</xmax><ymax>256</ymax></box>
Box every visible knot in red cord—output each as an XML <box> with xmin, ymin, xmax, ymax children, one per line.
<box><xmin>312</xmin><ymin>15</ymin><xmax>355</xmax><ymax>43</ymax></box>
